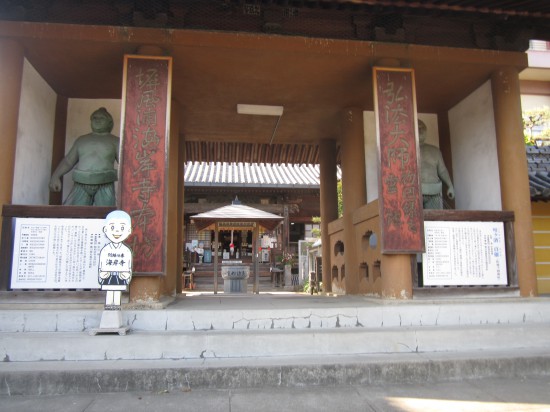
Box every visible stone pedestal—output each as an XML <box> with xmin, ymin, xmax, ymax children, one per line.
<box><xmin>89</xmin><ymin>310</ymin><xmax>130</xmax><ymax>336</ymax></box>
<box><xmin>221</xmin><ymin>265</ymin><xmax>250</xmax><ymax>293</ymax></box>
<box><xmin>284</xmin><ymin>265</ymin><xmax>292</xmax><ymax>290</ymax></box>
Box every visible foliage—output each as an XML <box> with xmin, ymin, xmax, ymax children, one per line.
<box><xmin>300</xmin><ymin>241</ymin><xmax>314</xmax><ymax>254</ymax></box>
<box><xmin>523</xmin><ymin>106</ymin><xmax>550</xmax><ymax>145</ymax></box>
<box><xmin>302</xmin><ymin>278</ymin><xmax>310</xmax><ymax>293</ymax></box>
<box><xmin>311</xmin><ymin>216</ymin><xmax>322</xmax><ymax>238</ymax></box>
<box><xmin>302</xmin><ymin>279</ymin><xmax>323</xmax><ymax>294</ymax></box>
<box><xmin>279</xmin><ymin>252</ymin><xmax>294</xmax><ymax>266</ymax></box>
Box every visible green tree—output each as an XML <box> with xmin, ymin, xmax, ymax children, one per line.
<box><xmin>311</xmin><ymin>216</ymin><xmax>321</xmax><ymax>238</ymax></box>
<box><xmin>523</xmin><ymin>106</ymin><xmax>550</xmax><ymax>145</ymax></box>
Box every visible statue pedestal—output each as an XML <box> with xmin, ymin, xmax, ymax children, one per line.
<box><xmin>89</xmin><ymin>310</ymin><xmax>130</xmax><ymax>336</ymax></box>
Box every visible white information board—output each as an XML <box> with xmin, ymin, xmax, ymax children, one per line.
<box><xmin>10</xmin><ymin>218</ymin><xmax>108</xmax><ymax>289</ymax></box>
<box><xmin>422</xmin><ymin>221</ymin><xmax>507</xmax><ymax>286</ymax></box>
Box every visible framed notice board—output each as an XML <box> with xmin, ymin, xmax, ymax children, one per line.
<box><xmin>422</xmin><ymin>221</ymin><xmax>507</xmax><ymax>286</ymax></box>
<box><xmin>10</xmin><ymin>217</ymin><xmax>108</xmax><ymax>289</ymax></box>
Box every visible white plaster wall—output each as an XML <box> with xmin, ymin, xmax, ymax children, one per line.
<box><xmin>62</xmin><ymin>99</ymin><xmax>121</xmax><ymax>202</ymax></box>
<box><xmin>448</xmin><ymin>80</ymin><xmax>502</xmax><ymax>210</ymax></box>
<box><xmin>521</xmin><ymin>95</ymin><xmax>550</xmax><ymax>111</ymax></box>
<box><xmin>12</xmin><ymin>59</ymin><xmax>57</xmax><ymax>205</ymax></box>
<box><xmin>363</xmin><ymin>111</ymin><xmax>439</xmax><ymax>203</ymax></box>
<box><xmin>364</xmin><ymin>111</ymin><xmax>378</xmax><ymax>203</ymax></box>
<box><xmin>418</xmin><ymin>114</ymin><xmax>440</xmax><ymax>147</ymax></box>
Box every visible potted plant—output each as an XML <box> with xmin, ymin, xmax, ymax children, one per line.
<box><xmin>280</xmin><ymin>252</ymin><xmax>294</xmax><ymax>266</ymax></box>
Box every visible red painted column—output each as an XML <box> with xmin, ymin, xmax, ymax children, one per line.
<box><xmin>121</xmin><ymin>46</ymin><xmax>173</xmax><ymax>303</ymax></box>
<box><xmin>373</xmin><ymin>66</ymin><xmax>419</xmax><ymax>299</ymax></box>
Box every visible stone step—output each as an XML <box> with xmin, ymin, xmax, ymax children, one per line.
<box><xmin>2</xmin><ymin>295</ymin><xmax>550</xmax><ymax>333</ymax></box>
<box><xmin>1</xmin><ymin>348</ymin><xmax>550</xmax><ymax>396</ymax></box>
<box><xmin>2</xmin><ymin>296</ymin><xmax>550</xmax><ymax>363</ymax></box>
<box><xmin>2</xmin><ymin>295</ymin><xmax>550</xmax><ymax>396</ymax></box>
<box><xmin>2</xmin><ymin>322</ymin><xmax>550</xmax><ymax>362</ymax></box>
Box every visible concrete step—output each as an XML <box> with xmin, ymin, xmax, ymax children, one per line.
<box><xmin>2</xmin><ymin>295</ymin><xmax>550</xmax><ymax>361</ymax></box>
<box><xmin>2</xmin><ymin>323</ymin><xmax>550</xmax><ymax>362</ymax></box>
<box><xmin>2</xmin><ymin>349</ymin><xmax>550</xmax><ymax>396</ymax></box>
<box><xmin>2</xmin><ymin>295</ymin><xmax>550</xmax><ymax>396</ymax></box>
<box><xmin>2</xmin><ymin>295</ymin><xmax>550</xmax><ymax>333</ymax></box>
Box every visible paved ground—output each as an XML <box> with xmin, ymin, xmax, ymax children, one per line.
<box><xmin>2</xmin><ymin>289</ymin><xmax>548</xmax><ymax>312</ymax></box>
<box><xmin>2</xmin><ymin>377</ymin><xmax>550</xmax><ymax>412</ymax></box>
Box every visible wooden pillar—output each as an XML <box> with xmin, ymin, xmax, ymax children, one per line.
<box><xmin>0</xmin><ymin>39</ymin><xmax>24</xmax><ymax>208</ymax></box>
<box><xmin>129</xmin><ymin>277</ymin><xmax>161</xmax><ymax>303</ymax></box>
<box><xmin>176</xmin><ymin>101</ymin><xmax>185</xmax><ymax>294</ymax></box>
<box><xmin>49</xmin><ymin>96</ymin><xmax>68</xmax><ymax>205</ymax></box>
<box><xmin>340</xmin><ymin>107</ymin><xmax>366</xmax><ymax>294</ymax></box>
<box><xmin>214</xmin><ymin>223</ymin><xmax>219</xmax><ymax>294</ymax></box>
<box><xmin>253</xmin><ymin>224</ymin><xmax>260</xmax><ymax>294</ymax></box>
<box><xmin>0</xmin><ymin>39</ymin><xmax>24</xmax><ymax>254</ymax></box>
<box><xmin>319</xmin><ymin>139</ymin><xmax>338</xmax><ymax>293</ymax></box>
<box><xmin>491</xmin><ymin>67</ymin><xmax>537</xmax><ymax>297</ymax></box>
<box><xmin>283</xmin><ymin>204</ymin><xmax>289</xmax><ymax>253</ymax></box>
<box><xmin>380</xmin><ymin>254</ymin><xmax>413</xmax><ymax>299</ymax></box>
<box><xmin>162</xmin><ymin>99</ymin><xmax>181</xmax><ymax>297</ymax></box>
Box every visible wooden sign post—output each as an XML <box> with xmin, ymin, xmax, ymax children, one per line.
<box><xmin>374</xmin><ymin>67</ymin><xmax>424</xmax><ymax>253</ymax></box>
<box><xmin>120</xmin><ymin>55</ymin><xmax>172</xmax><ymax>275</ymax></box>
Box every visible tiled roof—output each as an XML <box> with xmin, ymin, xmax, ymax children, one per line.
<box><xmin>189</xmin><ymin>152</ymin><xmax>550</xmax><ymax>200</ymax></box>
<box><xmin>184</xmin><ymin>162</ymin><xmax>341</xmax><ymax>189</ymax></box>
<box><xmin>184</xmin><ymin>142</ymin><xmax>337</xmax><ymax>165</ymax></box>
<box><xmin>527</xmin><ymin>146</ymin><xmax>550</xmax><ymax>200</ymax></box>
<box><xmin>191</xmin><ymin>203</ymin><xmax>284</xmax><ymax>231</ymax></box>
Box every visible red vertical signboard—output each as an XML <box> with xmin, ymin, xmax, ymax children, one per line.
<box><xmin>120</xmin><ymin>55</ymin><xmax>172</xmax><ymax>275</ymax></box>
<box><xmin>374</xmin><ymin>67</ymin><xmax>424</xmax><ymax>253</ymax></box>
